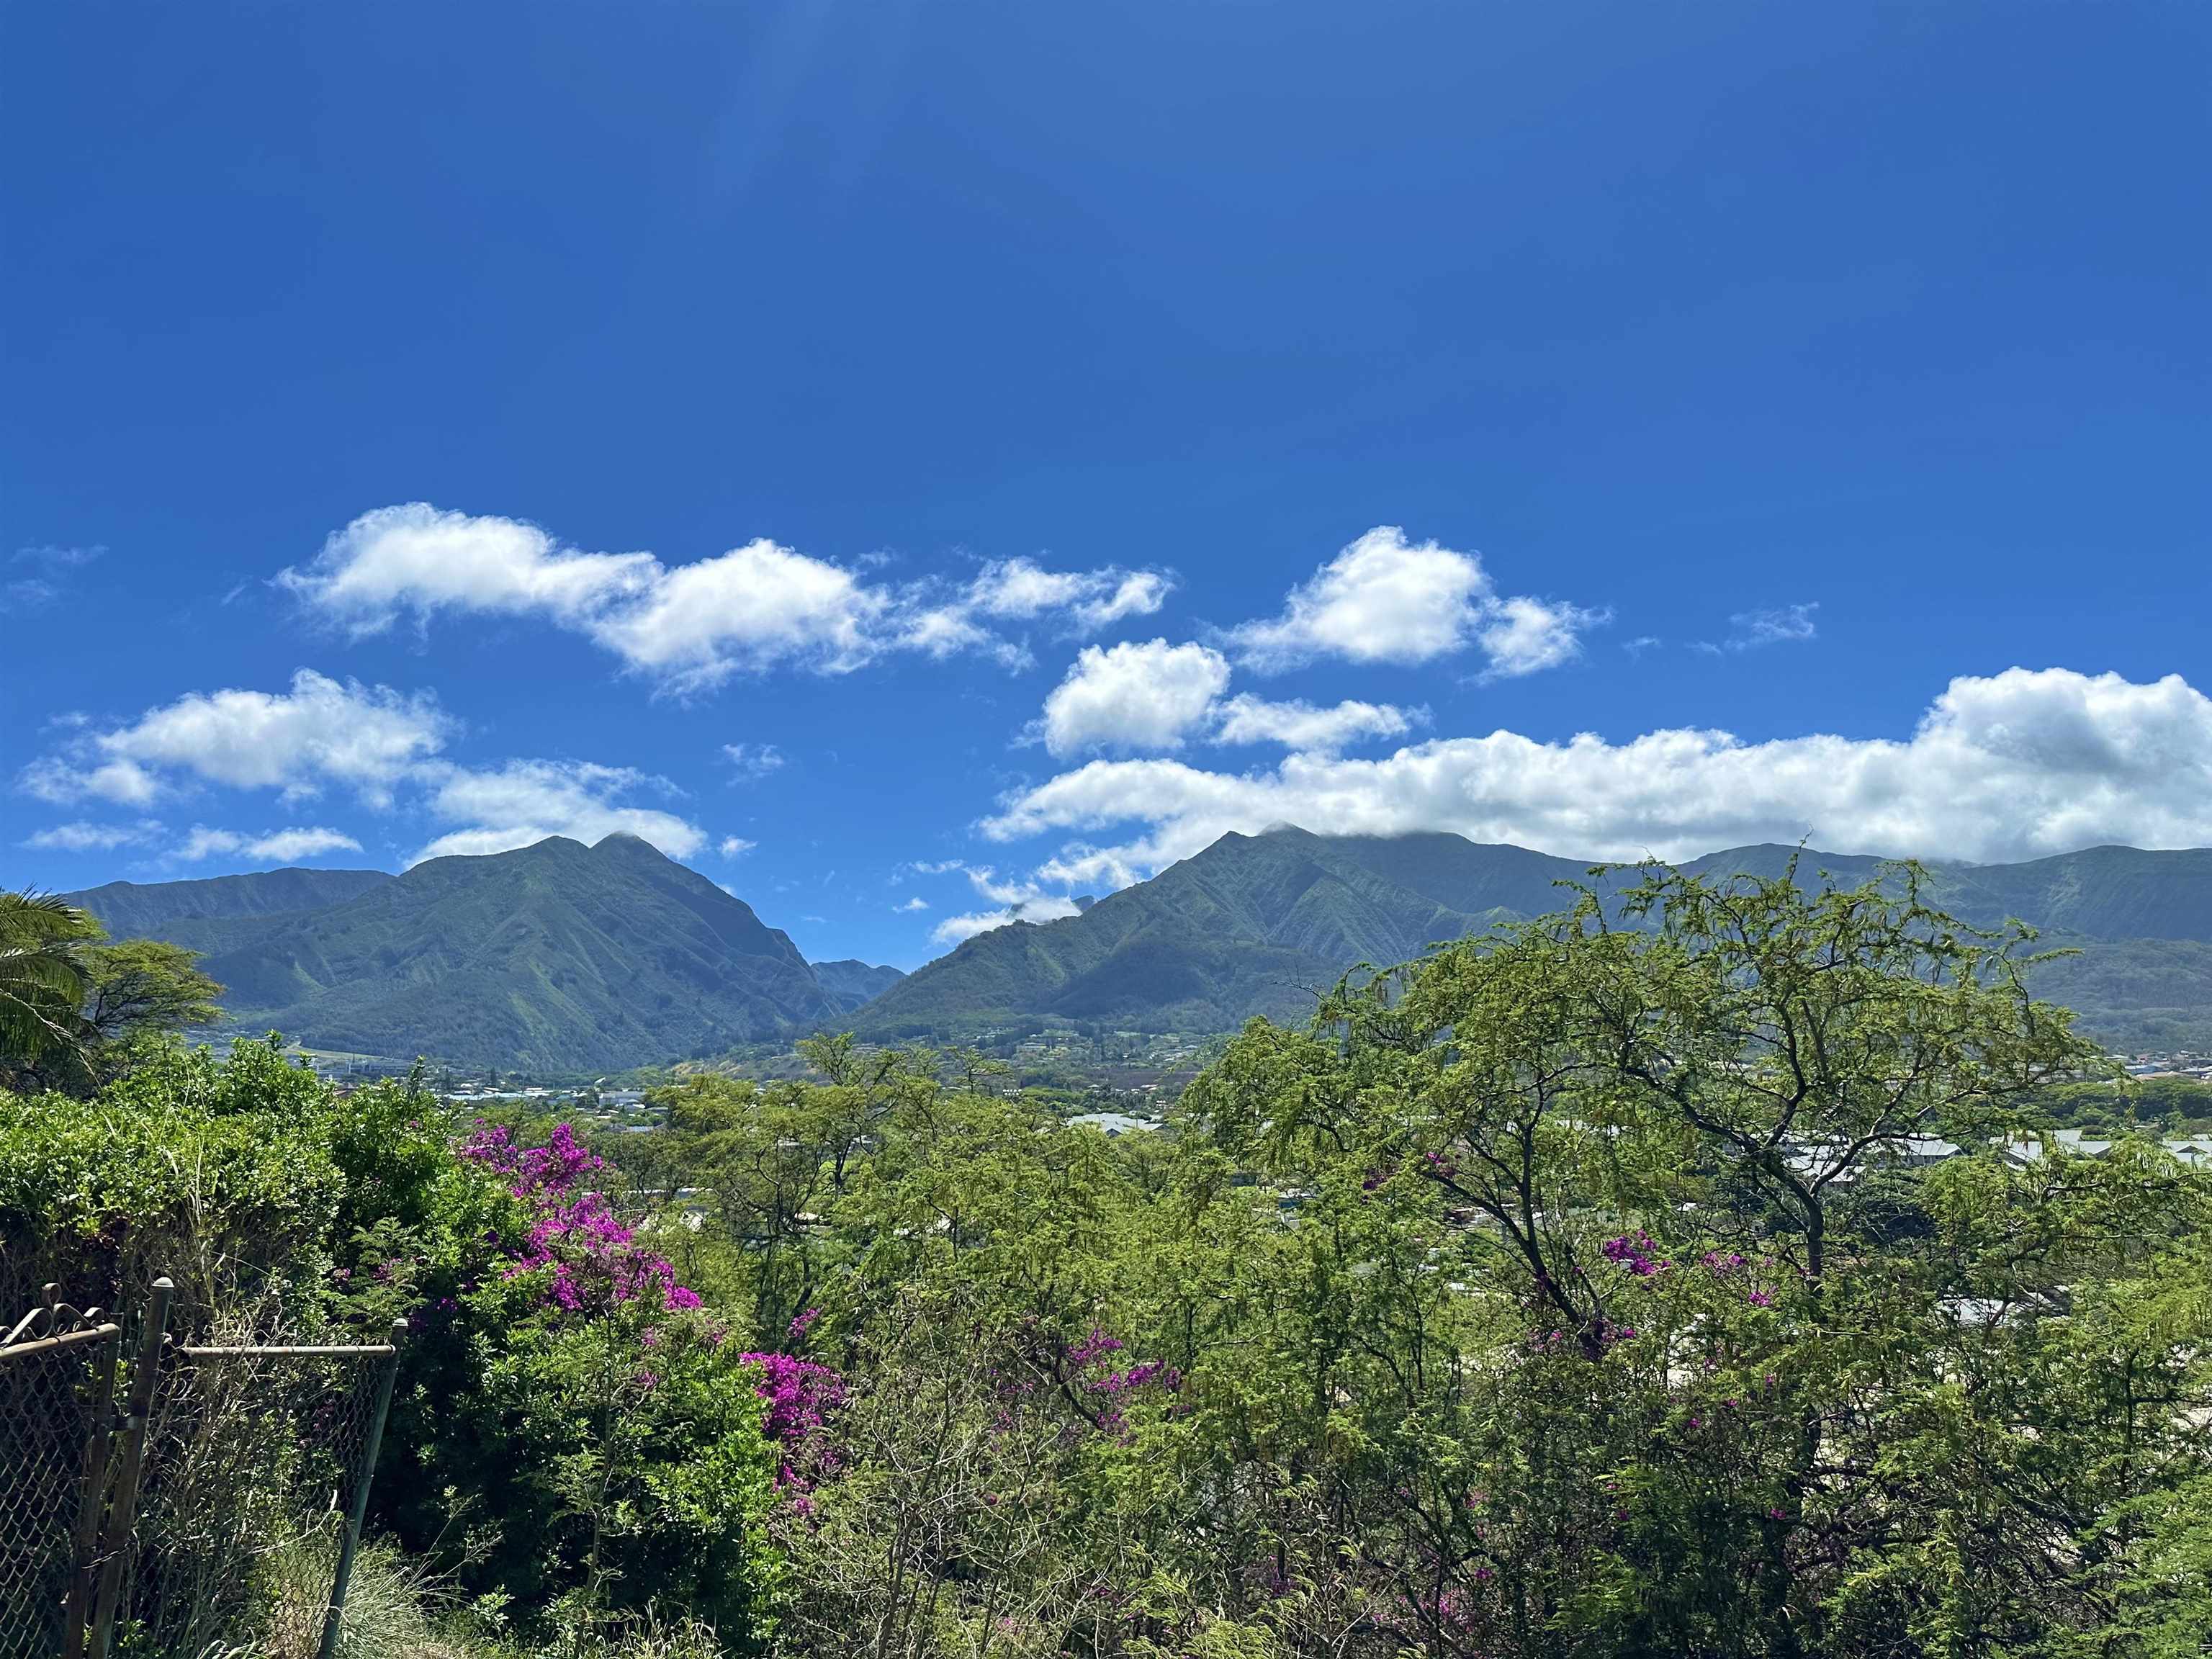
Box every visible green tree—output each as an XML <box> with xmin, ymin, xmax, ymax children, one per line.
<box><xmin>1160</xmin><ymin>861</ymin><xmax>2201</xmax><ymax>1656</ymax></box>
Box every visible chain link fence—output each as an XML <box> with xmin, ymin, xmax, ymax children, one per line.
<box><xmin>0</xmin><ymin>1296</ymin><xmax>119</xmax><ymax>1659</ymax></box>
<box><xmin>0</xmin><ymin>1279</ymin><xmax>403</xmax><ymax>1659</ymax></box>
<box><xmin>125</xmin><ymin>1338</ymin><xmax>400</xmax><ymax>1657</ymax></box>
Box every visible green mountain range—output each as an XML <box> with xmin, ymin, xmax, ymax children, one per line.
<box><xmin>66</xmin><ymin>835</ymin><xmax>865</xmax><ymax>1072</ymax></box>
<box><xmin>56</xmin><ymin>826</ymin><xmax>2212</xmax><ymax>1066</ymax></box>
<box><xmin>856</xmin><ymin>827</ymin><xmax>2212</xmax><ymax>1048</ymax></box>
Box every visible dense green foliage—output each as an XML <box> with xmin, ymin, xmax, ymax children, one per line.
<box><xmin>661</xmin><ymin>864</ymin><xmax>2212</xmax><ymax>1655</ymax></box>
<box><xmin>0</xmin><ymin>889</ymin><xmax>99</xmax><ymax>1068</ymax></box>
<box><xmin>2034</xmin><ymin>1071</ymin><xmax>2212</xmax><ymax>1131</ymax></box>
<box><xmin>0</xmin><ymin>1040</ymin><xmax>786</xmax><ymax>1655</ymax></box>
<box><xmin>71</xmin><ymin>834</ymin><xmax>842</xmax><ymax>1070</ymax></box>
<box><xmin>0</xmin><ymin>890</ymin><xmax>223</xmax><ymax>1093</ymax></box>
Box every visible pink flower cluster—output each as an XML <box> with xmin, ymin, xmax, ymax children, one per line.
<box><xmin>737</xmin><ymin>1349</ymin><xmax>845</xmax><ymax>1496</ymax></box>
<box><xmin>460</xmin><ymin>1122</ymin><xmax>701</xmax><ymax>1314</ymax></box>
<box><xmin>1601</xmin><ymin>1231</ymin><xmax>1668</xmax><ymax>1277</ymax></box>
<box><xmin>1063</xmin><ymin>1326</ymin><xmax>1182</xmax><ymax>1437</ymax></box>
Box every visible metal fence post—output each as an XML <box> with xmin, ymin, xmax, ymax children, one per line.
<box><xmin>60</xmin><ymin>1310</ymin><xmax>121</xmax><ymax>1659</ymax></box>
<box><xmin>86</xmin><ymin>1275</ymin><xmax>171</xmax><ymax>1659</ymax></box>
<box><xmin>315</xmin><ymin>1317</ymin><xmax>407</xmax><ymax>1659</ymax></box>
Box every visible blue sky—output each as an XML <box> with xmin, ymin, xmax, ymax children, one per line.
<box><xmin>5</xmin><ymin>0</ymin><xmax>2208</xmax><ymax>968</ymax></box>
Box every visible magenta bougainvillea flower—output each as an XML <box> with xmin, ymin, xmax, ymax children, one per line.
<box><xmin>460</xmin><ymin>1121</ymin><xmax>699</xmax><ymax>1314</ymax></box>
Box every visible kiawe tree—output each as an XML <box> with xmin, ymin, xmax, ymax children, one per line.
<box><xmin>1172</xmin><ymin>860</ymin><xmax>2207</xmax><ymax>1655</ymax></box>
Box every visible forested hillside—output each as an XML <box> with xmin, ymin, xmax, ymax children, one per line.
<box><xmin>56</xmin><ymin>830</ymin><xmax>2212</xmax><ymax>1064</ymax></box>
<box><xmin>859</xmin><ymin>828</ymin><xmax>2212</xmax><ymax>1046</ymax></box>
<box><xmin>65</xmin><ymin>866</ymin><xmax>394</xmax><ymax>944</ymax></box>
<box><xmin>71</xmin><ymin>834</ymin><xmax>840</xmax><ymax>1070</ymax></box>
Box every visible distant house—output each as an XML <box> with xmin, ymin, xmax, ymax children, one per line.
<box><xmin>1069</xmin><ymin>1111</ymin><xmax>1151</xmax><ymax>1137</ymax></box>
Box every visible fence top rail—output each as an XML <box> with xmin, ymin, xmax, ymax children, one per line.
<box><xmin>3</xmin><ymin>1287</ymin><xmax>111</xmax><ymax>1348</ymax></box>
<box><xmin>0</xmin><ymin>1320</ymin><xmax>121</xmax><ymax>1362</ymax></box>
<box><xmin>177</xmin><ymin>1342</ymin><xmax>399</xmax><ymax>1359</ymax></box>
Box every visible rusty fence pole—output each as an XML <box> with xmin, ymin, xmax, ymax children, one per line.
<box><xmin>315</xmin><ymin>1317</ymin><xmax>408</xmax><ymax>1659</ymax></box>
<box><xmin>86</xmin><ymin>1275</ymin><xmax>171</xmax><ymax>1659</ymax></box>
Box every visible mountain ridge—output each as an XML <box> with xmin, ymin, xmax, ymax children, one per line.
<box><xmin>855</xmin><ymin>827</ymin><xmax>2212</xmax><ymax>1046</ymax></box>
<box><xmin>55</xmin><ymin>827</ymin><xmax>2212</xmax><ymax>1064</ymax></box>
<box><xmin>66</xmin><ymin>835</ymin><xmax>842</xmax><ymax>1071</ymax></box>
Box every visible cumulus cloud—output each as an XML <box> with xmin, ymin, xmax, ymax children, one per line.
<box><xmin>719</xmin><ymin>835</ymin><xmax>757</xmax><ymax>858</ymax></box>
<box><xmin>1227</xmin><ymin>526</ymin><xmax>1601</xmax><ymax>676</ymax></box>
<box><xmin>1028</xmin><ymin>642</ymin><xmax>1426</xmax><ymax>761</ymax></box>
<box><xmin>981</xmin><ymin>668</ymin><xmax>2212</xmax><ymax>881</ymax></box>
<box><xmin>1212</xmin><ymin>694</ymin><xmax>1421</xmax><ymax>753</ymax></box>
<box><xmin>894</xmin><ymin>896</ymin><xmax>930</xmax><ymax>912</ymax></box>
<box><xmin>179</xmin><ymin>825</ymin><xmax>364</xmax><ymax>863</ymax></box>
<box><xmin>280</xmin><ymin>504</ymin><xmax>1173</xmax><ymax>691</ymax></box>
<box><xmin>1038</xmin><ymin>639</ymin><xmax>1232</xmax><ymax>757</ymax></box>
<box><xmin>588</xmin><ymin>539</ymin><xmax>884</xmax><ymax>687</ymax></box>
<box><xmin>15</xmin><ymin>670</ymin><xmax>716</xmax><ymax>874</ymax></box>
<box><xmin>1478</xmin><ymin>596</ymin><xmax>1611</xmax><ymax>680</ymax></box>
<box><xmin>22</xmin><ymin>819</ymin><xmax>163</xmax><ymax>853</ymax></box>
<box><xmin>19</xmin><ymin>670</ymin><xmax>450</xmax><ymax>807</ymax></box>
<box><xmin>967</xmin><ymin>558</ymin><xmax>1172</xmax><ymax>629</ymax></box>
<box><xmin>930</xmin><ymin>866</ymin><xmax>1086</xmax><ymax>944</ymax></box>
<box><xmin>411</xmin><ymin>760</ymin><xmax>706</xmax><ymax>864</ymax></box>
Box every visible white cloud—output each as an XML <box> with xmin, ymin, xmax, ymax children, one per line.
<box><xmin>1212</xmin><ymin>694</ymin><xmax>1420</xmax><ymax>753</ymax></box>
<box><xmin>1033</xmin><ymin>844</ymin><xmax>1145</xmax><ymax>891</ymax></box>
<box><xmin>719</xmin><ymin>835</ymin><xmax>757</xmax><ymax>858</ymax></box>
<box><xmin>179</xmin><ymin>825</ymin><xmax>364</xmax><ymax>863</ymax></box>
<box><xmin>1727</xmin><ymin>603</ymin><xmax>1820</xmax><ymax>650</ymax></box>
<box><xmin>722</xmin><ymin>743</ymin><xmax>786</xmax><ymax>781</ymax></box>
<box><xmin>1076</xmin><ymin>570</ymin><xmax>1172</xmax><ymax>628</ymax></box>
<box><xmin>15</xmin><ymin>669</ymin><xmax>728</xmax><ymax>876</ymax></box>
<box><xmin>22</xmin><ymin>757</ymin><xmax>162</xmax><ymax>808</ymax></box>
<box><xmin>281</xmin><ymin>503</ymin><xmax>1174</xmax><ymax>690</ymax></box>
<box><xmin>411</xmin><ymin>760</ymin><xmax>706</xmax><ymax>865</ymax></box>
<box><xmin>1227</xmin><ymin>525</ymin><xmax>1601</xmax><ymax>677</ymax></box>
<box><xmin>894</xmin><ymin>896</ymin><xmax>930</xmax><ymax>912</ymax></box>
<box><xmin>22</xmin><ymin>819</ymin><xmax>163</xmax><ymax>853</ymax></box>
<box><xmin>930</xmin><ymin>866</ymin><xmax>1086</xmax><ymax>944</ymax></box>
<box><xmin>4</xmin><ymin>545</ymin><xmax>106</xmax><ymax>615</ymax></box>
<box><xmin>1</xmin><ymin>577</ymin><xmax>63</xmax><ymax>613</ymax></box>
<box><xmin>21</xmin><ymin>670</ymin><xmax>449</xmax><ymax>808</ymax></box>
<box><xmin>1038</xmin><ymin>639</ymin><xmax>1231</xmax><ymax>757</ymax></box>
<box><xmin>13</xmin><ymin>543</ymin><xmax>107</xmax><ymax>569</ymax></box>
<box><xmin>1477</xmin><ymin>595</ymin><xmax>1609</xmax><ymax>680</ymax></box>
<box><xmin>965</xmin><ymin>558</ymin><xmax>1172</xmax><ymax>630</ymax></box>
<box><xmin>277</xmin><ymin>504</ymin><xmax>655</xmax><ymax>630</ymax></box>
<box><xmin>588</xmin><ymin>539</ymin><xmax>885</xmax><ymax>689</ymax></box>
<box><xmin>981</xmin><ymin>668</ymin><xmax>2212</xmax><ymax>879</ymax></box>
